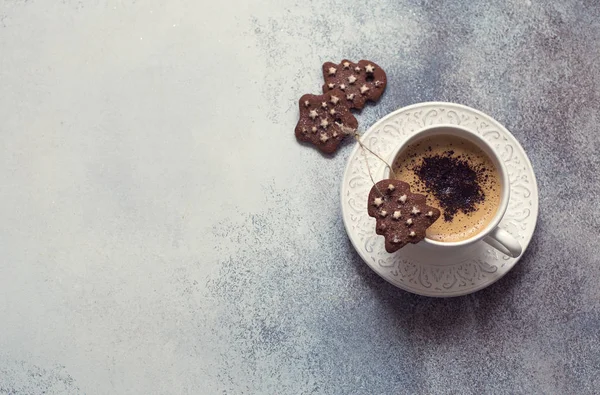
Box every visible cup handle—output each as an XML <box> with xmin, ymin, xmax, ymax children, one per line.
<box><xmin>483</xmin><ymin>227</ymin><xmax>522</xmax><ymax>258</ymax></box>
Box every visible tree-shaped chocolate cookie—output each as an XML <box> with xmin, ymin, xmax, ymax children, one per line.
<box><xmin>367</xmin><ymin>179</ymin><xmax>441</xmax><ymax>252</ymax></box>
<box><xmin>295</xmin><ymin>89</ymin><xmax>358</xmax><ymax>154</ymax></box>
<box><xmin>322</xmin><ymin>60</ymin><xmax>387</xmax><ymax>110</ymax></box>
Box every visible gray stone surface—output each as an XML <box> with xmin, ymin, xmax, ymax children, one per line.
<box><xmin>1</xmin><ymin>0</ymin><xmax>599</xmax><ymax>394</ymax></box>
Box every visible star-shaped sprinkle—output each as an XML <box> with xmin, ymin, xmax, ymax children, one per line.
<box><xmin>328</xmin><ymin>83</ymin><xmax>335</xmax><ymax>89</ymax></box>
<box><xmin>328</xmin><ymin>67</ymin><xmax>337</xmax><ymax>75</ymax></box>
<box><xmin>321</xmin><ymin>102</ymin><xmax>327</xmax><ymax>108</ymax></box>
<box><xmin>304</xmin><ymin>100</ymin><xmax>310</xmax><ymax>107</ymax></box>
<box><xmin>320</xmin><ymin>133</ymin><xmax>329</xmax><ymax>142</ymax></box>
<box><xmin>399</xmin><ymin>194</ymin><xmax>407</xmax><ymax>203</ymax></box>
<box><xmin>354</xmin><ymin>66</ymin><xmax>361</xmax><ymax>72</ymax></box>
<box><xmin>365</xmin><ymin>64</ymin><xmax>375</xmax><ymax>73</ymax></box>
<box><xmin>309</xmin><ymin>110</ymin><xmax>318</xmax><ymax>119</ymax></box>
<box><xmin>329</xmin><ymin>109</ymin><xmax>336</xmax><ymax>115</ymax></box>
<box><xmin>380</xmin><ymin>210</ymin><xmax>388</xmax><ymax>217</ymax></box>
<box><xmin>411</xmin><ymin>206</ymin><xmax>420</xmax><ymax>215</ymax></box>
<box><xmin>347</xmin><ymin>93</ymin><xmax>355</xmax><ymax>100</ymax></box>
<box><xmin>373</xmin><ymin>197</ymin><xmax>384</xmax><ymax>207</ymax></box>
<box><xmin>343</xmin><ymin>62</ymin><xmax>350</xmax><ymax>69</ymax></box>
<box><xmin>360</xmin><ymin>85</ymin><xmax>369</xmax><ymax>94</ymax></box>
<box><xmin>339</xmin><ymin>84</ymin><xmax>346</xmax><ymax>90</ymax></box>
<box><xmin>392</xmin><ymin>211</ymin><xmax>402</xmax><ymax>220</ymax></box>
<box><xmin>406</xmin><ymin>218</ymin><xmax>413</xmax><ymax>226</ymax></box>
<box><xmin>330</xmin><ymin>95</ymin><xmax>340</xmax><ymax>104</ymax></box>
<box><xmin>320</xmin><ymin>118</ymin><xmax>329</xmax><ymax>128</ymax></box>
<box><xmin>348</xmin><ymin>75</ymin><xmax>357</xmax><ymax>84</ymax></box>
<box><xmin>409</xmin><ymin>231</ymin><xmax>416</xmax><ymax>237</ymax></box>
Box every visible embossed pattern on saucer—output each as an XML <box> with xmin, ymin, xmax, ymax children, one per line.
<box><xmin>341</xmin><ymin>102</ymin><xmax>539</xmax><ymax>297</ymax></box>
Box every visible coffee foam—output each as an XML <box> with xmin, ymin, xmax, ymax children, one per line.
<box><xmin>392</xmin><ymin>135</ymin><xmax>501</xmax><ymax>242</ymax></box>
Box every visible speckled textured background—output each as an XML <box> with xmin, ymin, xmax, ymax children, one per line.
<box><xmin>1</xmin><ymin>0</ymin><xmax>599</xmax><ymax>394</ymax></box>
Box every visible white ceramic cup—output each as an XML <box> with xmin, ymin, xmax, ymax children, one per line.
<box><xmin>385</xmin><ymin>124</ymin><xmax>522</xmax><ymax>258</ymax></box>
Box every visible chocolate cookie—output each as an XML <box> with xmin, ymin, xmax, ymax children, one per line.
<box><xmin>295</xmin><ymin>89</ymin><xmax>358</xmax><ymax>154</ymax></box>
<box><xmin>367</xmin><ymin>179</ymin><xmax>441</xmax><ymax>253</ymax></box>
<box><xmin>322</xmin><ymin>60</ymin><xmax>387</xmax><ymax>110</ymax></box>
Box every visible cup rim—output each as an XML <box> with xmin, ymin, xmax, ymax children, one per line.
<box><xmin>384</xmin><ymin>124</ymin><xmax>510</xmax><ymax>247</ymax></box>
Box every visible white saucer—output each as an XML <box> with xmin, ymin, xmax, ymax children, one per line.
<box><xmin>341</xmin><ymin>102</ymin><xmax>539</xmax><ymax>297</ymax></box>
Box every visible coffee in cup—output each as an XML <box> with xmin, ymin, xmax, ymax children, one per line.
<box><xmin>391</xmin><ymin>134</ymin><xmax>501</xmax><ymax>242</ymax></box>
